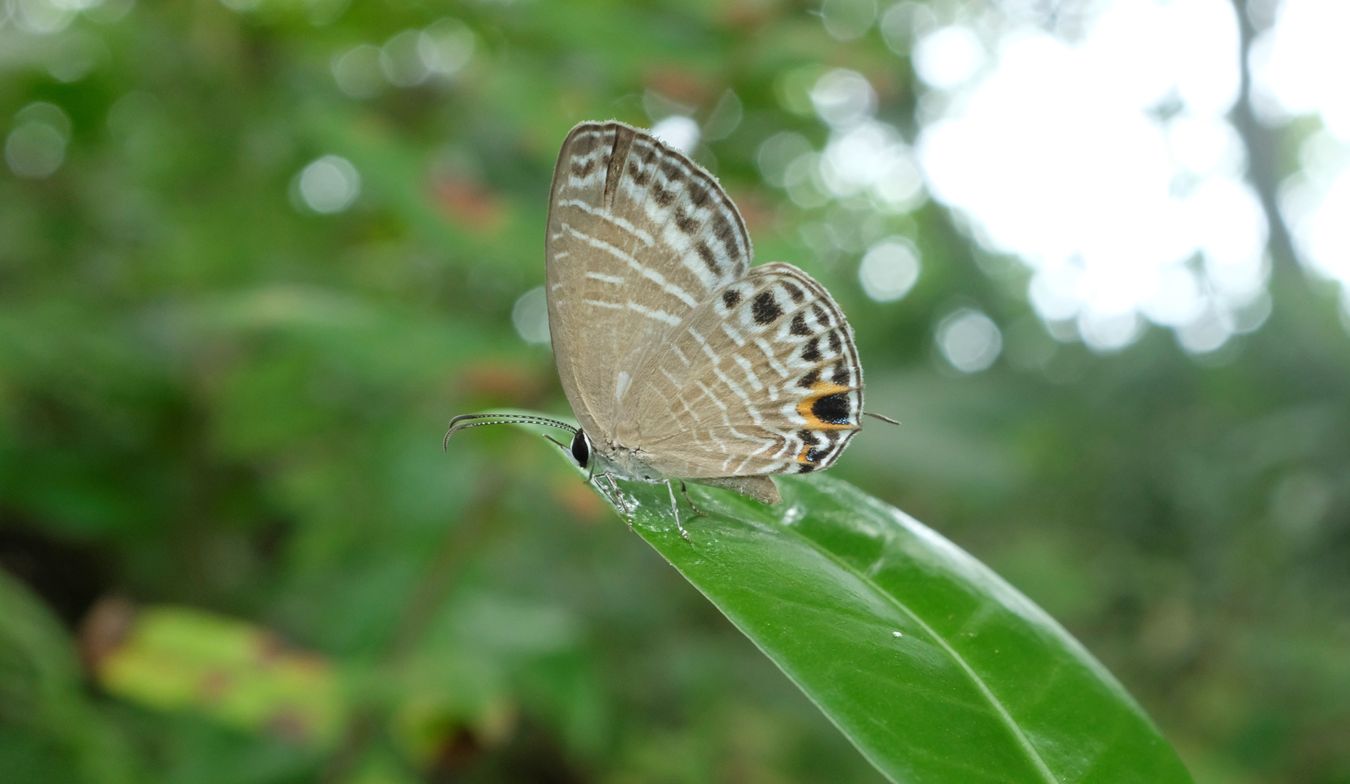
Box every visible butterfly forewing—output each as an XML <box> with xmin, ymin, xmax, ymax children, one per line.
<box><xmin>620</xmin><ymin>262</ymin><xmax>864</xmax><ymax>479</ymax></box>
<box><xmin>546</xmin><ymin>121</ymin><xmax>752</xmax><ymax>438</ymax></box>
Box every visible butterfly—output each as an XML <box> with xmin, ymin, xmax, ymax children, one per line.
<box><xmin>447</xmin><ymin>121</ymin><xmax>893</xmax><ymax>537</ymax></box>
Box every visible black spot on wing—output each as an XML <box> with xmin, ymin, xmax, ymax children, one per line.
<box><xmin>569</xmin><ymin>131</ymin><xmax>600</xmax><ymax>159</ymax></box>
<box><xmin>832</xmin><ymin>362</ymin><xmax>851</xmax><ymax>385</ymax></box>
<box><xmin>783</xmin><ymin>282</ymin><xmax>805</xmax><ymax>302</ymax></box>
<box><xmin>811</xmin><ymin>392</ymin><xmax>852</xmax><ymax>425</ymax></box>
<box><xmin>695</xmin><ymin>241</ymin><xmax>719</xmax><ymax>273</ymax></box>
<box><xmin>715</xmin><ymin>219</ymin><xmax>739</xmax><ymax>260</ymax></box>
<box><xmin>790</xmin><ymin>313</ymin><xmax>811</xmax><ymax>336</ymax></box>
<box><xmin>722</xmin><ymin>289</ymin><xmax>742</xmax><ymax>309</ymax></box>
<box><xmin>688</xmin><ymin>182</ymin><xmax>711</xmax><ymax>207</ymax></box>
<box><xmin>627</xmin><ymin>161</ymin><xmax>648</xmax><ymax>185</ymax></box>
<box><xmin>639</xmin><ymin>144</ymin><xmax>658</xmax><ymax>174</ymax></box>
<box><xmin>675</xmin><ymin>209</ymin><xmax>698</xmax><ymax>233</ymax></box>
<box><xmin>798</xmin><ymin>369</ymin><xmax>819</xmax><ymax>389</ymax></box>
<box><xmin>752</xmin><ymin>292</ymin><xmax>783</xmax><ymax>325</ymax></box>
<box><xmin>801</xmin><ymin>338</ymin><xmax>821</xmax><ymax>362</ymax></box>
<box><xmin>828</xmin><ymin>330</ymin><xmax>842</xmax><ymax>354</ymax></box>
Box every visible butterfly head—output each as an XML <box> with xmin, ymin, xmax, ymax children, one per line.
<box><xmin>569</xmin><ymin>429</ymin><xmax>592</xmax><ymax>469</ymax></box>
<box><xmin>443</xmin><ymin>413</ymin><xmax>587</xmax><ymax>466</ymax></box>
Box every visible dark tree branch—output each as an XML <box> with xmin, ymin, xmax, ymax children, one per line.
<box><xmin>1228</xmin><ymin>0</ymin><xmax>1304</xmax><ymax>286</ymax></box>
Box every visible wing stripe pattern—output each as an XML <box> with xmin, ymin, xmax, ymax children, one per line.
<box><xmin>561</xmin><ymin>223</ymin><xmax>699</xmax><ymax>307</ymax></box>
<box><xmin>621</xmin><ymin>263</ymin><xmax>863</xmax><ymax>479</ymax></box>
<box><xmin>556</xmin><ymin>124</ymin><xmax>751</xmax><ymax>289</ymax></box>
<box><xmin>556</xmin><ymin>198</ymin><xmax>656</xmax><ymax>246</ymax></box>
<box><xmin>546</xmin><ymin>121</ymin><xmax>753</xmax><ymax>435</ymax></box>
<box><xmin>548</xmin><ymin>121</ymin><xmax>866</xmax><ymax>494</ymax></box>
<box><xmin>725</xmin><ymin>265</ymin><xmax>863</xmax><ymax>474</ymax></box>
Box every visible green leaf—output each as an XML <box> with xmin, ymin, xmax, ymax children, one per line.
<box><xmin>0</xmin><ymin>572</ymin><xmax>143</xmax><ymax>784</ymax></box>
<box><xmin>503</xmin><ymin>416</ymin><xmax>1192</xmax><ymax>783</ymax></box>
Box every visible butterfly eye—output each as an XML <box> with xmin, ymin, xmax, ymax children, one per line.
<box><xmin>570</xmin><ymin>430</ymin><xmax>591</xmax><ymax>468</ymax></box>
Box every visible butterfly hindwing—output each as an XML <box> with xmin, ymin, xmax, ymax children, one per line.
<box><xmin>620</xmin><ymin>263</ymin><xmax>864</xmax><ymax>479</ymax></box>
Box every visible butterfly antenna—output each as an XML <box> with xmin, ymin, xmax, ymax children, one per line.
<box><xmin>443</xmin><ymin>413</ymin><xmax>578</xmax><ymax>452</ymax></box>
<box><xmin>864</xmin><ymin>411</ymin><xmax>901</xmax><ymax>426</ymax></box>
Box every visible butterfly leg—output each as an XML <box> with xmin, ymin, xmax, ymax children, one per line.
<box><xmin>598</xmin><ymin>472</ymin><xmax>635</xmax><ymax>529</ymax></box>
<box><xmin>589</xmin><ymin>473</ymin><xmax>615</xmax><ymax>508</ymax></box>
<box><xmin>666</xmin><ymin>480</ymin><xmax>691</xmax><ymax>541</ymax></box>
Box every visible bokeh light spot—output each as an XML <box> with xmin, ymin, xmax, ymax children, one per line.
<box><xmin>1251</xmin><ymin>0</ymin><xmax>1350</xmax><ymax>139</ymax></box>
<box><xmin>756</xmin><ymin>131</ymin><xmax>812</xmax><ymax>188</ymax></box>
<box><xmin>512</xmin><ymin>286</ymin><xmax>550</xmax><ymax>345</ymax></box>
<box><xmin>332</xmin><ymin>44</ymin><xmax>383</xmax><ymax>98</ymax></box>
<box><xmin>702</xmin><ymin>90</ymin><xmax>743</xmax><ymax>141</ymax></box>
<box><xmin>1176</xmin><ymin>307</ymin><xmax>1232</xmax><ymax>354</ymax></box>
<box><xmin>821</xmin><ymin>0</ymin><xmax>876</xmax><ymax>42</ymax></box>
<box><xmin>6</xmin><ymin>103</ymin><xmax>70</xmax><ymax>179</ymax></box>
<box><xmin>418</xmin><ymin>18</ymin><xmax>475</xmax><ymax>77</ymax></box>
<box><xmin>913</xmin><ymin>25</ymin><xmax>985</xmax><ymax>91</ymax></box>
<box><xmin>859</xmin><ymin>237</ymin><xmax>921</xmax><ymax>302</ymax></box>
<box><xmin>380</xmin><ymin>30</ymin><xmax>430</xmax><ymax>88</ymax></box>
<box><xmin>295</xmin><ymin>155</ymin><xmax>361</xmax><ymax>214</ymax></box>
<box><xmin>651</xmin><ymin>115</ymin><xmax>700</xmax><ymax>155</ymax></box>
<box><xmin>937</xmin><ymin>308</ymin><xmax>1002</xmax><ymax>373</ymax></box>
<box><xmin>14</xmin><ymin>0</ymin><xmax>75</xmax><ymax>33</ymax></box>
<box><xmin>15</xmin><ymin>100</ymin><xmax>72</xmax><ymax>137</ymax></box>
<box><xmin>1079</xmin><ymin>311</ymin><xmax>1143</xmax><ymax>353</ymax></box>
<box><xmin>811</xmin><ymin>69</ymin><xmax>876</xmax><ymax>128</ymax></box>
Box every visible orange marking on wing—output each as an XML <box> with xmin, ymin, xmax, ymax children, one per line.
<box><xmin>796</xmin><ymin>381</ymin><xmax>861</xmax><ymax>431</ymax></box>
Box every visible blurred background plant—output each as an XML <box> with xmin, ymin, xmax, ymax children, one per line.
<box><xmin>1</xmin><ymin>0</ymin><xmax>1347</xmax><ymax>781</ymax></box>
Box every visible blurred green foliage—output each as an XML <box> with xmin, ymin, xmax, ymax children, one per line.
<box><xmin>1</xmin><ymin>0</ymin><xmax>1347</xmax><ymax>782</ymax></box>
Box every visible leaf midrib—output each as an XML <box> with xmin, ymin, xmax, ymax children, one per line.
<box><xmin>771</xmin><ymin>516</ymin><xmax>1060</xmax><ymax>784</ymax></box>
